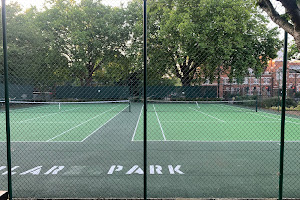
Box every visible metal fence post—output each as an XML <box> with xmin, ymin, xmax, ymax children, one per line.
<box><xmin>1</xmin><ymin>0</ymin><xmax>13</xmax><ymax>199</ymax></box>
<box><xmin>278</xmin><ymin>30</ymin><xmax>288</xmax><ymax>200</ymax></box>
<box><xmin>143</xmin><ymin>0</ymin><xmax>148</xmax><ymax>199</ymax></box>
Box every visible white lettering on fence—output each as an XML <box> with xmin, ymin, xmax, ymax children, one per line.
<box><xmin>168</xmin><ymin>165</ymin><xmax>184</xmax><ymax>174</ymax></box>
<box><xmin>0</xmin><ymin>165</ymin><xmax>184</xmax><ymax>175</ymax></box>
<box><xmin>126</xmin><ymin>165</ymin><xmax>144</xmax><ymax>174</ymax></box>
<box><xmin>107</xmin><ymin>165</ymin><xmax>184</xmax><ymax>175</ymax></box>
<box><xmin>44</xmin><ymin>166</ymin><xmax>65</xmax><ymax>175</ymax></box>
<box><xmin>150</xmin><ymin>165</ymin><xmax>163</xmax><ymax>174</ymax></box>
<box><xmin>107</xmin><ymin>165</ymin><xmax>123</xmax><ymax>174</ymax></box>
<box><xmin>2</xmin><ymin>166</ymin><xmax>19</xmax><ymax>175</ymax></box>
<box><xmin>20</xmin><ymin>166</ymin><xmax>43</xmax><ymax>175</ymax></box>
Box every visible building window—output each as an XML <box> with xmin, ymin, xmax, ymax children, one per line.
<box><xmin>289</xmin><ymin>73</ymin><xmax>296</xmax><ymax>78</ymax></box>
<box><xmin>223</xmin><ymin>78</ymin><xmax>229</xmax><ymax>84</ymax></box>
<box><xmin>264</xmin><ymin>78</ymin><xmax>270</xmax><ymax>85</ymax></box>
<box><xmin>232</xmin><ymin>78</ymin><xmax>237</xmax><ymax>85</ymax></box>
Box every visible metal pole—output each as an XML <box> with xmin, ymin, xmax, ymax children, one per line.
<box><xmin>255</xmin><ymin>97</ymin><xmax>258</xmax><ymax>112</ymax></box>
<box><xmin>295</xmin><ymin>72</ymin><xmax>297</xmax><ymax>96</ymax></box>
<box><xmin>278</xmin><ymin>30</ymin><xmax>288</xmax><ymax>200</ymax></box>
<box><xmin>143</xmin><ymin>0</ymin><xmax>147</xmax><ymax>199</ymax></box>
<box><xmin>278</xmin><ymin>71</ymin><xmax>281</xmax><ymax>112</ymax></box>
<box><xmin>1</xmin><ymin>0</ymin><xmax>13</xmax><ymax>199</ymax></box>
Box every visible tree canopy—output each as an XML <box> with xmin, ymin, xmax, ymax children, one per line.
<box><xmin>128</xmin><ymin>0</ymin><xmax>281</xmax><ymax>85</ymax></box>
<box><xmin>0</xmin><ymin>0</ymin><xmax>281</xmax><ymax>90</ymax></box>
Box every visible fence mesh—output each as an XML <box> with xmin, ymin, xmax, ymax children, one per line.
<box><xmin>0</xmin><ymin>0</ymin><xmax>299</xmax><ymax>199</ymax></box>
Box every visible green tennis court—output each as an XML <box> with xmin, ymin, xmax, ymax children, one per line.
<box><xmin>132</xmin><ymin>101</ymin><xmax>300</xmax><ymax>142</ymax></box>
<box><xmin>0</xmin><ymin>101</ymin><xmax>130</xmax><ymax>142</ymax></box>
<box><xmin>1</xmin><ymin>100</ymin><xmax>300</xmax><ymax>143</ymax></box>
<box><xmin>1</xmin><ymin>100</ymin><xmax>300</xmax><ymax>198</ymax></box>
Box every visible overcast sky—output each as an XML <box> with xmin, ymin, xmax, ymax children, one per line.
<box><xmin>7</xmin><ymin>0</ymin><xmax>288</xmax><ymax>40</ymax></box>
<box><xmin>7</xmin><ymin>0</ymin><xmax>132</xmax><ymax>8</ymax></box>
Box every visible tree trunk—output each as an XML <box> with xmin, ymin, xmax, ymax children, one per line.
<box><xmin>295</xmin><ymin>30</ymin><xmax>300</xmax><ymax>52</ymax></box>
<box><xmin>180</xmin><ymin>64</ymin><xmax>193</xmax><ymax>86</ymax></box>
<box><xmin>85</xmin><ymin>63</ymin><xmax>94</xmax><ymax>86</ymax></box>
<box><xmin>258</xmin><ymin>0</ymin><xmax>300</xmax><ymax>51</ymax></box>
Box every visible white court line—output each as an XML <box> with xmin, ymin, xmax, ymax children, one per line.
<box><xmin>11</xmin><ymin>104</ymin><xmax>57</xmax><ymax>113</ymax></box>
<box><xmin>218</xmin><ymin>104</ymin><xmax>300</xmax><ymax>125</ymax></box>
<box><xmin>2</xmin><ymin>139</ymin><xmax>299</xmax><ymax>143</ymax></box>
<box><xmin>162</xmin><ymin>120</ymin><xmax>280</xmax><ymax>123</ymax></box>
<box><xmin>12</xmin><ymin>121</ymin><xmax>80</xmax><ymax>124</ymax></box>
<box><xmin>2</xmin><ymin>103</ymin><xmax>57</xmax><ymax>113</ymax></box>
<box><xmin>254</xmin><ymin>112</ymin><xmax>300</xmax><ymax>125</ymax></box>
<box><xmin>131</xmin><ymin>105</ymin><xmax>143</xmax><ymax>141</ymax></box>
<box><xmin>47</xmin><ymin>105</ymin><xmax>120</xmax><ymax>142</ymax></box>
<box><xmin>81</xmin><ymin>105</ymin><xmax>129</xmax><ymax>142</ymax></box>
<box><xmin>19</xmin><ymin>108</ymin><xmax>78</xmax><ymax>123</ymax></box>
<box><xmin>189</xmin><ymin>107</ymin><xmax>225</xmax><ymax>122</ymax></box>
<box><xmin>132</xmin><ymin>139</ymin><xmax>300</xmax><ymax>143</ymax></box>
<box><xmin>153</xmin><ymin>104</ymin><xmax>167</xmax><ymax>141</ymax></box>
<box><xmin>0</xmin><ymin>141</ymin><xmax>81</xmax><ymax>143</ymax></box>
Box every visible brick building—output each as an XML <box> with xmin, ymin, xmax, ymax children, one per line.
<box><xmin>201</xmin><ymin>60</ymin><xmax>300</xmax><ymax>99</ymax></box>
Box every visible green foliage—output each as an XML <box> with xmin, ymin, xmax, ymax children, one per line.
<box><xmin>36</xmin><ymin>0</ymin><xmax>132</xmax><ymax>86</ymax></box>
<box><xmin>288</xmin><ymin>41</ymin><xmax>300</xmax><ymax>60</ymax></box>
<box><xmin>0</xmin><ymin>0</ymin><xmax>282</xmax><ymax>90</ymax></box>
<box><xmin>126</xmin><ymin>0</ymin><xmax>281</xmax><ymax>86</ymax></box>
<box><xmin>261</xmin><ymin>97</ymin><xmax>297</xmax><ymax>108</ymax></box>
<box><xmin>295</xmin><ymin>92</ymin><xmax>300</xmax><ymax>98</ymax></box>
<box><xmin>0</xmin><ymin>3</ymin><xmax>68</xmax><ymax>90</ymax></box>
<box><xmin>260</xmin><ymin>97</ymin><xmax>280</xmax><ymax>108</ymax></box>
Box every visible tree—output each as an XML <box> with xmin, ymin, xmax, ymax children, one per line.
<box><xmin>257</xmin><ymin>0</ymin><xmax>300</xmax><ymax>51</ymax></box>
<box><xmin>39</xmin><ymin>0</ymin><xmax>131</xmax><ymax>86</ymax></box>
<box><xmin>0</xmin><ymin>2</ymin><xmax>67</xmax><ymax>91</ymax></box>
<box><xmin>129</xmin><ymin>0</ymin><xmax>281</xmax><ymax>86</ymax></box>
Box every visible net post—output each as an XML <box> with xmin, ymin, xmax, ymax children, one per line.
<box><xmin>278</xmin><ymin>89</ymin><xmax>280</xmax><ymax>112</ymax></box>
<box><xmin>128</xmin><ymin>100</ymin><xmax>131</xmax><ymax>112</ymax></box>
<box><xmin>255</xmin><ymin>97</ymin><xmax>258</xmax><ymax>112</ymax></box>
<box><xmin>1</xmin><ymin>0</ymin><xmax>13</xmax><ymax>199</ymax></box>
<box><xmin>278</xmin><ymin>30</ymin><xmax>288</xmax><ymax>200</ymax></box>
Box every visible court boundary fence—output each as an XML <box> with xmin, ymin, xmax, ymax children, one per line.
<box><xmin>0</xmin><ymin>0</ymin><xmax>291</xmax><ymax>200</ymax></box>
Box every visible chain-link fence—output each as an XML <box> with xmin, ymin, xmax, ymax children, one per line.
<box><xmin>0</xmin><ymin>0</ymin><xmax>299</xmax><ymax>199</ymax></box>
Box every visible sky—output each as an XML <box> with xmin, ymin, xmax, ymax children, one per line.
<box><xmin>7</xmin><ymin>0</ymin><xmax>132</xmax><ymax>9</ymax></box>
<box><xmin>6</xmin><ymin>0</ymin><xmax>288</xmax><ymax>41</ymax></box>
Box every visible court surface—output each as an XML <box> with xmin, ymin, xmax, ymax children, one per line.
<box><xmin>0</xmin><ymin>101</ymin><xmax>300</xmax><ymax>198</ymax></box>
<box><xmin>133</xmin><ymin>102</ymin><xmax>300</xmax><ymax>142</ymax></box>
<box><xmin>0</xmin><ymin>101</ymin><xmax>130</xmax><ymax>142</ymax></box>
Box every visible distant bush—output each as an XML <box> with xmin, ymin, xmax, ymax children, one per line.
<box><xmin>260</xmin><ymin>97</ymin><xmax>279</xmax><ymax>108</ymax></box>
<box><xmin>261</xmin><ymin>97</ymin><xmax>297</xmax><ymax>108</ymax></box>
<box><xmin>295</xmin><ymin>92</ymin><xmax>300</xmax><ymax>98</ymax></box>
<box><xmin>235</xmin><ymin>95</ymin><xmax>258</xmax><ymax>101</ymax></box>
<box><xmin>286</xmin><ymin>98</ymin><xmax>298</xmax><ymax>107</ymax></box>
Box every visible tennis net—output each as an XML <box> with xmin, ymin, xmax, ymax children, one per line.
<box><xmin>147</xmin><ymin>100</ymin><xmax>258</xmax><ymax>112</ymax></box>
<box><xmin>0</xmin><ymin>100</ymin><xmax>131</xmax><ymax>113</ymax></box>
